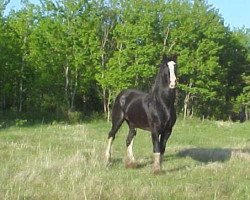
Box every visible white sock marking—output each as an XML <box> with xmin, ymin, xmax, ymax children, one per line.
<box><xmin>105</xmin><ymin>137</ymin><xmax>113</xmax><ymax>162</ymax></box>
<box><xmin>127</xmin><ymin>138</ymin><xmax>135</xmax><ymax>162</ymax></box>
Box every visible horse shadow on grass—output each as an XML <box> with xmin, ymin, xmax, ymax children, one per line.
<box><xmin>176</xmin><ymin>147</ymin><xmax>250</xmax><ymax>163</ymax></box>
<box><xmin>162</xmin><ymin>147</ymin><xmax>250</xmax><ymax>173</ymax></box>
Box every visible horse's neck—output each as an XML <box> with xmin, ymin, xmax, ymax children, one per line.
<box><xmin>151</xmin><ymin>70</ymin><xmax>168</xmax><ymax>94</ymax></box>
<box><xmin>149</xmin><ymin>66</ymin><xmax>175</xmax><ymax>104</ymax></box>
<box><xmin>150</xmin><ymin>79</ymin><xmax>175</xmax><ymax>104</ymax></box>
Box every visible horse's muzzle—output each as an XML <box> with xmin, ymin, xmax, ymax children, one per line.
<box><xmin>169</xmin><ymin>79</ymin><xmax>177</xmax><ymax>89</ymax></box>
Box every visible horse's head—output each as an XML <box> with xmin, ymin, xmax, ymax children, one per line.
<box><xmin>161</xmin><ymin>55</ymin><xmax>177</xmax><ymax>89</ymax></box>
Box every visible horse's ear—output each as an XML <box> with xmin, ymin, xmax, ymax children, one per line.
<box><xmin>169</xmin><ymin>54</ymin><xmax>177</xmax><ymax>62</ymax></box>
<box><xmin>162</xmin><ymin>54</ymin><xmax>167</xmax><ymax>60</ymax></box>
<box><xmin>161</xmin><ymin>54</ymin><xmax>168</xmax><ymax>65</ymax></box>
<box><xmin>161</xmin><ymin>54</ymin><xmax>177</xmax><ymax>64</ymax></box>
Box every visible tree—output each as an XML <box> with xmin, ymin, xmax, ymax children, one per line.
<box><xmin>96</xmin><ymin>0</ymin><xmax>163</xmax><ymax>120</ymax></box>
<box><xmin>28</xmin><ymin>0</ymin><xmax>101</xmax><ymax>114</ymax></box>
<box><xmin>161</xmin><ymin>0</ymin><xmax>237</xmax><ymax>119</ymax></box>
<box><xmin>233</xmin><ymin>28</ymin><xmax>250</xmax><ymax>119</ymax></box>
<box><xmin>2</xmin><ymin>1</ymin><xmax>38</xmax><ymax>113</ymax></box>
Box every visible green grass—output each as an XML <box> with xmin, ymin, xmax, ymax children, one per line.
<box><xmin>0</xmin><ymin>119</ymin><xmax>249</xmax><ymax>200</ymax></box>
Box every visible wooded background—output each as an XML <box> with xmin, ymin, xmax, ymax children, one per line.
<box><xmin>0</xmin><ymin>0</ymin><xmax>249</xmax><ymax>122</ymax></box>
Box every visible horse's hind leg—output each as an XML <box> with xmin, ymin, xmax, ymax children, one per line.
<box><xmin>125</xmin><ymin>123</ymin><xmax>137</xmax><ymax>168</ymax></box>
<box><xmin>105</xmin><ymin>103</ymin><xmax>124</xmax><ymax>164</ymax></box>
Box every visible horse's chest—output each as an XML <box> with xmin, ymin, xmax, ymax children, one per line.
<box><xmin>150</xmin><ymin>104</ymin><xmax>174</xmax><ymax>131</ymax></box>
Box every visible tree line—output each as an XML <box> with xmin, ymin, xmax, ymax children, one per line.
<box><xmin>0</xmin><ymin>0</ymin><xmax>249</xmax><ymax>122</ymax></box>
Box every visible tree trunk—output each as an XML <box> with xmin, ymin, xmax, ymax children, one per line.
<box><xmin>183</xmin><ymin>83</ymin><xmax>192</xmax><ymax>120</ymax></box>
<box><xmin>245</xmin><ymin>105</ymin><xmax>249</xmax><ymax>121</ymax></box>
<box><xmin>183</xmin><ymin>93</ymin><xmax>189</xmax><ymax>120</ymax></box>
<box><xmin>100</xmin><ymin>27</ymin><xmax>109</xmax><ymax>116</ymax></box>
<box><xmin>107</xmin><ymin>89</ymin><xmax>112</xmax><ymax>122</ymax></box>
<box><xmin>64</xmin><ymin>65</ymin><xmax>70</xmax><ymax>110</ymax></box>
<box><xmin>70</xmin><ymin>69</ymin><xmax>78</xmax><ymax>111</ymax></box>
<box><xmin>19</xmin><ymin>79</ymin><xmax>23</xmax><ymax>112</ymax></box>
<box><xmin>103</xmin><ymin>88</ymin><xmax>108</xmax><ymax>114</ymax></box>
<box><xmin>19</xmin><ymin>54</ymin><xmax>25</xmax><ymax>113</ymax></box>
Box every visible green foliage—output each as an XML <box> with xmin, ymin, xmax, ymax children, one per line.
<box><xmin>236</xmin><ymin>74</ymin><xmax>250</xmax><ymax>107</ymax></box>
<box><xmin>0</xmin><ymin>0</ymin><xmax>249</xmax><ymax>120</ymax></box>
<box><xmin>14</xmin><ymin>118</ymin><xmax>28</xmax><ymax>126</ymax></box>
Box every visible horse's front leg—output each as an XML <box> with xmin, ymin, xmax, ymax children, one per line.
<box><xmin>159</xmin><ymin>129</ymin><xmax>172</xmax><ymax>163</ymax></box>
<box><xmin>151</xmin><ymin>131</ymin><xmax>161</xmax><ymax>174</ymax></box>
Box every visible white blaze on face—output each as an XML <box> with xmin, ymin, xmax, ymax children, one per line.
<box><xmin>167</xmin><ymin>61</ymin><xmax>176</xmax><ymax>88</ymax></box>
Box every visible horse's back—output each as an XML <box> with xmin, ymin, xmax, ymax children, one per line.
<box><xmin>114</xmin><ymin>89</ymin><xmax>147</xmax><ymax>108</ymax></box>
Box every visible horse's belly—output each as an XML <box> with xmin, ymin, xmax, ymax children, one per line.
<box><xmin>125</xmin><ymin>100</ymin><xmax>150</xmax><ymax>130</ymax></box>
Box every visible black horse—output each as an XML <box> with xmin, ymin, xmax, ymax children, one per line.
<box><xmin>105</xmin><ymin>55</ymin><xmax>177</xmax><ymax>174</ymax></box>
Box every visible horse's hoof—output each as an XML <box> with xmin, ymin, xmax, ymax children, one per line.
<box><xmin>103</xmin><ymin>154</ymin><xmax>112</xmax><ymax>167</ymax></box>
<box><xmin>125</xmin><ymin>160</ymin><xmax>138</xmax><ymax>169</ymax></box>
<box><xmin>152</xmin><ymin>165</ymin><xmax>161</xmax><ymax>175</ymax></box>
<box><xmin>153</xmin><ymin>169</ymin><xmax>161</xmax><ymax>175</ymax></box>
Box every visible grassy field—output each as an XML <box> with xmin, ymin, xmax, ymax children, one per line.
<box><xmin>0</xmin><ymin>119</ymin><xmax>249</xmax><ymax>200</ymax></box>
